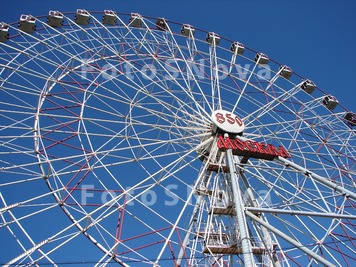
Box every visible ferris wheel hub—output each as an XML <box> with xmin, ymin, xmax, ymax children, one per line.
<box><xmin>211</xmin><ymin>110</ymin><xmax>245</xmax><ymax>135</ymax></box>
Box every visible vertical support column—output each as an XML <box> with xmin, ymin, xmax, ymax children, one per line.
<box><xmin>176</xmin><ymin>195</ymin><xmax>204</xmax><ymax>266</ymax></box>
<box><xmin>225</xmin><ymin>135</ymin><xmax>255</xmax><ymax>267</ymax></box>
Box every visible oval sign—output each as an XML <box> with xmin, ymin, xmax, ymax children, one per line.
<box><xmin>211</xmin><ymin>110</ymin><xmax>245</xmax><ymax>134</ymax></box>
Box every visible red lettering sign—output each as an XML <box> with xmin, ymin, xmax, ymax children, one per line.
<box><xmin>217</xmin><ymin>136</ymin><xmax>291</xmax><ymax>160</ymax></box>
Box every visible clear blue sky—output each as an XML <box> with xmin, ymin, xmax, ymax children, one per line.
<box><xmin>1</xmin><ymin>0</ymin><xmax>355</xmax><ymax>111</ymax></box>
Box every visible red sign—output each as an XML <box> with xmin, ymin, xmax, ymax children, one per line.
<box><xmin>217</xmin><ymin>136</ymin><xmax>291</xmax><ymax>160</ymax></box>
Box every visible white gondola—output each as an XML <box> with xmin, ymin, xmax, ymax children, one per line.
<box><xmin>156</xmin><ymin>18</ymin><xmax>167</xmax><ymax>31</ymax></box>
<box><xmin>18</xmin><ymin>14</ymin><xmax>36</xmax><ymax>33</ymax></box>
<box><xmin>254</xmin><ymin>52</ymin><xmax>269</xmax><ymax>65</ymax></box>
<box><xmin>0</xmin><ymin>22</ymin><xmax>9</xmax><ymax>42</ymax></box>
<box><xmin>301</xmin><ymin>79</ymin><xmax>316</xmax><ymax>94</ymax></box>
<box><xmin>344</xmin><ymin>112</ymin><xmax>356</xmax><ymax>127</ymax></box>
<box><xmin>47</xmin><ymin>11</ymin><xmax>63</xmax><ymax>28</ymax></box>
<box><xmin>129</xmin><ymin>13</ymin><xmax>143</xmax><ymax>28</ymax></box>
<box><xmin>103</xmin><ymin>10</ymin><xmax>117</xmax><ymax>25</ymax></box>
<box><xmin>74</xmin><ymin>9</ymin><xmax>90</xmax><ymax>26</ymax></box>
<box><xmin>206</xmin><ymin>32</ymin><xmax>220</xmax><ymax>46</ymax></box>
<box><xmin>279</xmin><ymin>65</ymin><xmax>293</xmax><ymax>80</ymax></box>
<box><xmin>230</xmin><ymin>42</ymin><xmax>245</xmax><ymax>55</ymax></box>
<box><xmin>322</xmin><ymin>95</ymin><xmax>338</xmax><ymax>110</ymax></box>
<box><xmin>181</xmin><ymin>24</ymin><xmax>195</xmax><ymax>37</ymax></box>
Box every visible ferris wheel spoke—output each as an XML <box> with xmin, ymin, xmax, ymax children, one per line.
<box><xmin>246</xmin><ymin>211</ymin><xmax>336</xmax><ymax>267</ymax></box>
<box><xmin>59</xmin><ymin>135</ymin><xmax>208</xmax><ymax>211</ymax></box>
<box><xmin>63</xmin><ymin>16</ymin><xmax>112</xmax><ymax>57</ymax></box>
<box><xmin>276</xmin><ymin>156</ymin><xmax>356</xmax><ymax>201</ymax></box>
<box><xmin>231</xmin><ymin>61</ymin><xmax>259</xmax><ymax>113</ymax></box>
<box><xmin>0</xmin><ymin>189</ymin><xmax>62</xmax><ymax>228</ymax></box>
<box><xmin>1</xmin><ymin>201</ymin><xmax>59</xmax><ymax>229</ymax></box>
<box><xmin>245</xmin><ymin>207</ymin><xmax>356</xmax><ymax>220</ymax></box>
<box><xmin>77</xmin><ymin>11</ymin><xmax>207</xmax><ymax>120</ymax></box>
<box><xmin>154</xmin><ymin>160</ymin><xmax>210</xmax><ymax>265</ymax></box>
<box><xmin>244</xmin><ymin>83</ymin><xmax>302</xmax><ymax>124</ymax></box>
<box><xmin>83</xmin><ymin>49</ymin><xmax>211</xmax><ymax>126</ymax></box>
<box><xmin>4</xmin><ymin>27</ymin><xmax>89</xmax><ymax>83</ymax></box>
<box><xmin>31</xmin><ymin>188</ymin><xmax>157</xmax><ymax>266</ymax></box>
<box><xmin>162</xmin><ymin>24</ymin><xmax>213</xmax><ymax>113</ymax></box>
<box><xmin>1</xmin><ymin>192</ymin><xmax>89</xmax><ymax>266</ymax></box>
<box><xmin>127</xmin><ymin>57</ymin><xmax>209</xmax><ymax>122</ymax></box>
<box><xmin>238</xmin><ymin>150</ymin><xmax>349</xmax><ymax>222</ymax></box>
<box><xmin>209</xmin><ymin>45</ymin><xmax>222</xmax><ymax>110</ymax></box>
<box><xmin>54</xmin><ymin>147</ymin><xmax>204</xmax><ymax>266</ymax></box>
<box><xmin>243</xmin><ymin>164</ymin><xmax>334</xmax><ymax>215</ymax></box>
<box><xmin>246</xmin><ymin>110</ymin><xmax>353</xmax><ymax>180</ymax></box>
<box><xmin>84</xmin><ymin>140</ymin><xmax>193</xmax><ymax>194</ymax></box>
<box><xmin>36</xmin><ymin>133</ymin><xmax>199</xmax><ymax>172</ymax></box>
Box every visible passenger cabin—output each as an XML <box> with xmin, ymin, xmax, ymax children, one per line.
<box><xmin>156</xmin><ymin>18</ymin><xmax>167</xmax><ymax>31</ymax></box>
<box><xmin>0</xmin><ymin>22</ymin><xmax>9</xmax><ymax>42</ymax></box>
<box><xmin>181</xmin><ymin>24</ymin><xmax>195</xmax><ymax>37</ymax></box>
<box><xmin>206</xmin><ymin>32</ymin><xmax>220</xmax><ymax>46</ymax></box>
<box><xmin>129</xmin><ymin>13</ymin><xmax>143</xmax><ymax>28</ymax></box>
<box><xmin>344</xmin><ymin>112</ymin><xmax>356</xmax><ymax>127</ymax></box>
<box><xmin>279</xmin><ymin>65</ymin><xmax>292</xmax><ymax>80</ymax></box>
<box><xmin>47</xmin><ymin>11</ymin><xmax>63</xmax><ymax>28</ymax></box>
<box><xmin>103</xmin><ymin>10</ymin><xmax>117</xmax><ymax>25</ymax></box>
<box><xmin>301</xmin><ymin>79</ymin><xmax>316</xmax><ymax>94</ymax></box>
<box><xmin>230</xmin><ymin>42</ymin><xmax>245</xmax><ymax>55</ymax></box>
<box><xmin>74</xmin><ymin>9</ymin><xmax>90</xmax><ymax>25</ymax></box>
<box><xmin>322</xmin><ymin>95</ymin><xmax>338</xmax><ymax>110</ymax></box>
<box><xmin>254</xmin><ymin>53</ymin><xmax>269</xmax><ymax>65</ymax></box>
<box><xmin>18</xmin><ymin>14</ymin><xmax>36</xmax><ymax>33</ymax></box>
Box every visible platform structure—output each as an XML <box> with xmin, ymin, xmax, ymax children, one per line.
<box><xmin>193</xmin><ymin>211</ymin><xmax>278</xmax><ymax>265</ymax></box>
<box><xmin>184</xmin><ymin>129</ymin><xmax>280</xmax><ymax>267</ymax></box>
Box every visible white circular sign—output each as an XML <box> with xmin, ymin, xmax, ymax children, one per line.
<box><xmin>211</xmin><ymin>110</ymin><xmax>245</xmax><ymax>134</ymax></box>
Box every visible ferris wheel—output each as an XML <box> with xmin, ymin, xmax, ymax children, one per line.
<box><xmin>0</xmin><ymin>9</ymin><xmax>355</xmax><ymax>267</ymax></box>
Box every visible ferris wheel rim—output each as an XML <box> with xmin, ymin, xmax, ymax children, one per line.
<box><xmin>0</xmin><ymin>8</ymin><xmax>354</xmax><ymax>267</ymax></box>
